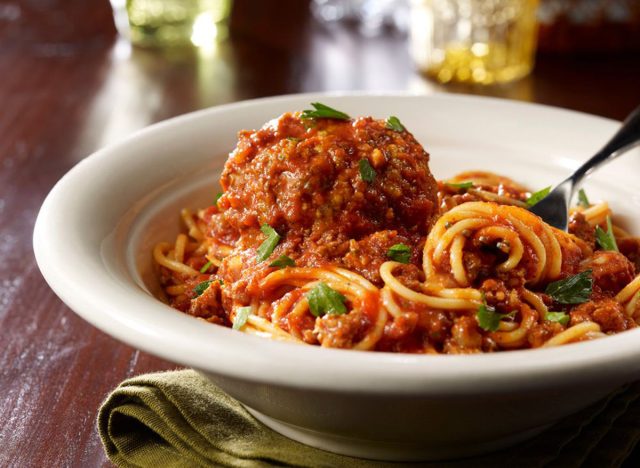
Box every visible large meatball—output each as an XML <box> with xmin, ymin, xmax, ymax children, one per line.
<box><xmin>215</xmin><ymin>112</ymin><xmax>439</xmax><ymax>244</ymax></box>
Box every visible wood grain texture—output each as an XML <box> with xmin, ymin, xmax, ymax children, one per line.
<box><xmin>1</xmin><ymin>0</ymin><xmax>639</xmax><ymax>466</ymax></box>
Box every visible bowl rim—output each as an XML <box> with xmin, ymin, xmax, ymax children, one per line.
<box><xmin>33</xmin><ymin>92</ymin><xmax>640</xmax><ymax>394</ymax></box>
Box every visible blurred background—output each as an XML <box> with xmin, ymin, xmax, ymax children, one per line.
<box><xmin>1</xmin><ymin>1</ymin><xmax>640</xmax><ymax>465</ymax></box>
<box><xmin>2</xmin><ymin>0</ymin><xmax>639</xmax><ymax>152</ymax></box>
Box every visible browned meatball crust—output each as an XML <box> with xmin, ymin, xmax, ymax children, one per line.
<box><xmin>215</xmin><ymin>112</ymin><xmax>439</xmax><ymax>245</ymax></box>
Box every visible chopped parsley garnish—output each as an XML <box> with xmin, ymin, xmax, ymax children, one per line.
<box><xmin>446</xmin><ymin>181</ymin><xmax>474</xmax><ymax>190</ymax></box>
<box><xmin>476</xmin><ymin>296</ymin><xmax>513</xmax><ymax>332</ymax></box>
<box><xmin>577</xmin><ymin>188</ymin><xmax>590</xmax><ymax>208</ymax></box>
<box><xmin>193</xmin><ymin>280</ymin><xmax>212</xmax><ymax>297</ymax></box>
<box><xmin>214</xmin><ymin>192</ymin><xmax>223</xmax><ymax>205</ymax></box>
<box><xmin>269</xmin><ymin>254</ymin><xmax>296</xmax><ymax>268</ymax></box>
<box><xmin>301</xmin><ymin>102</ymin><xmax>350</xmax><ymax>121</ymax></box>
<box><xmin>359</xmin><ymin>158</ymin><xmax>376</xmax><ymax>183</ymax></box>
<box><xmin>233</xmin><ymin>306</ymin><xmax>252</xmax><ymax>330</ymax></box>
<box><xmin>545</xmin><ymin>311</ymin><xmax>570</xmax><ymax>325</ymax></box>
<box><xmin>595</xmin><ymin>216</ymin><xmax>619</xmax><ymax>252</ymax></box>
<box><xmin>200</xmin><ymin>260</ymin><xmax>213</xmax><ymax>273</ymax></box>
<box><xmin>387</xmin><ymin>244</ymin><xmax>411</xmax><ymax>264</ymax></box>
<box><xmin>526</xmin><ymin>186</ymin><xmax>551</xmax><ymax>207</ymax></box>
<box><xmin>307</xmin><ymin>282</ymin><xmax>347</xmax><ymax>317</ymax></box>
<box><xmin>545</xmin><ymin>270</ymin><xmax>593</xmax><ymax>304</ymax></box>
<box><xmin>256</xmin><ymin>224</ymin><xmax>281</xmax><ymax>262</ymax></box>
<box><xmin>385</xmin><ymin>116</ymin><xmax>405</xmax><ymax>132</ymax></box>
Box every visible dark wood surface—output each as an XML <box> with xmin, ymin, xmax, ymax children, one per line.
<box><xmin>1</xmin><ymin>1</ymin><xmax>639</xmax><ymax>466</ymax></box>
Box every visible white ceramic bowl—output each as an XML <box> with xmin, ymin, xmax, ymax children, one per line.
<box><xmin>34</xmin><ymin>93</ymin><xmax>640</xmax><ymax>461</ymax></box>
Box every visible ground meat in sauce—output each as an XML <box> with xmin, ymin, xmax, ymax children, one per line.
<box><xmin>570</xmin><ymin>298</ymin><xmax>635</xmax><ymax>333</ymax></box>
<box><xmin>341</xmin><ymin>231</ymin><xmax>420</xmax><ymax>284</ymax></box>
<box><xmin>443</xmin><ymin>316</ymin><xmax>483</xmax><ymax>354</ymax></box>
<box><xmin>568</xmin><ymin>211</ymin><xmax>595</xmax><ymax>248</ymax></box>
<box><xmin>185</xmin><ymin>278</ymin><xmax>228</xmax><ymax>326</ymax></box>
<box><xmin>481</xmin><ymin>279</ymin><xmax>522</xmax><ymax>313</ymax></box>
<box><xmin>580</xmin><ymin>250</ymin><xmax>636</xmax><ymax>296</ymax></box>
<box><xmin>314</xmin><ymin>309</ymin><xmax>369</xmax><ymax>348</ymax></box>
<box><xmin>618</xmin><ymin>237</ymin><xmax>640</xmax><ymax>271</ymax></box>
<box><xmin>376</xmin><ymin>306</ymin><xmax>455</xmax><ymax>353</ymax></box>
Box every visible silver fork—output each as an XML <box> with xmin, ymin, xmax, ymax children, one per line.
<box><xmin>529</xmin><ymin>105</ymin><xmax>640</xmax><ymax>231</ymax></box>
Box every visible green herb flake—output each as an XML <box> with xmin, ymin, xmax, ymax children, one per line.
<box><xmin>233</xmin><ymin>306</ymin><xmax>252</xmax><ymax>330</ymax></box>
<box><xmin>301</xmin><ymin>102</ymin><xmax>350</xmax><ymax>121</ymax></box>
<box><xmin>214</xmin><ymin>192</ymin><xmax>223</xmax><ymax>205</ymax></box>
<box><xmin>199</xmin><ymin>260</ymin><xmax>213</xmax><ymax>273</ymax></box>
<box><xmin>595</xmin><ymin>216</ymin><xmax>619</xmax><ymax>252</ymax></box>
<box><xmin>387</xmin><ymin>243</ymin><xmax>411</xmax><ymax>264</ymax></box>
<box><xmin>269</xmin><ymin>254</ymin><xmax>296</xmax><ymax>269</ymax></box>
<box><xmin>193</xmin><ymin>280</ymin><xmax>212</xmax><ymax>297</ymax></box>
<box><xmin>446</xmin><ymin>181</ymin><xmax>474</xmax><ymax>190</ymax></box>
<box><xmin>307</xmin><ymin>282</ymin><xmax>347</xmax><ymax>317</ymax></box>
<box><xmin>385</xmin><ymin>116</ymin><xmax>405</xmax><ymax>132</ymax></box>
<box><xmin>476</xmin><ymin>295</ymin><xmax>511</xmax><ymax>332</ymax></box>
<box><xmin>256</xmin><ymin>224</ymin><xmax>281</xmax><ymax>262</ymax></box>
<box><xmin>577</xmin><ymin>188</ymin><xmax>590</xmax><ymax>208</ymax></box>
<box><xmin>545</xmin><ymin>270</ymin><xmax>593</xmax><ymax>304</ymax></box>
<box><xmin>359</xmin><ymin>158</ymin><xmax>376</xmax><ymax>183</ymax></box>
<box><xmin>545</xmin><ymin>311</ymin><xmax>570</xmax><ymax>325</ymax></box>
<box><xmin>526</xmin><ymin>186</ymin><xmax>552</xmax><ymax>207</ymax></box>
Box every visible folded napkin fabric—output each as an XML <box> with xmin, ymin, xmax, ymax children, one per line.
<box><xmin>98</xmin><ymin>370</ymin><xmax>640</xmax><ymax>468</ymax></box>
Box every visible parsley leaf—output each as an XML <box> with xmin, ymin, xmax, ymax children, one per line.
<box><xmin>526</xmin><ymin>186</ymin><xmax>551</xmax><ymax>207</ymax></box>
<box><xmin>193</xmin><ymin>280</ymin><xmax>212</xmax><ymax>297</ymax></box>
<box><xmin>387</xmin><ymin>244</ymin><xmax>411</xmax><ymax>263</ymax></box>
<box><xmin>446</xmin><ymin>181</ymin><xmax>474</xmax><ymax>190</ymax></box>
<box><xmin>301</xmin><ymin>102</ymin><xmax>350</xmax><ymax>121</ymax></box>
<box><xmin>269</xmin><ymin>254</ymin><xmax>296</xmax><ymax>268</ymax></box>
<box><xmin>307</xmin><ymin>282</ymin><xmax>347</xmax><ymax>317</ymax></box>
<box><xmin>200</xmin><ymin>260</ymin><xmax>213</xmax><ymax>273</ymax></box>
<box><xmin>256</xmin><ymin>224</ymin><xmax>281</xmax><ymax>262</ymax></box>
<box><xmin>233</xmin><ymin>306</ymin><xmax>252</xmax><ymax>330</ymax></box>
<box><xmin>545</xmin><ymin>270</ymin><xmax>593</xmax><ymax>304</ymax></box>
<box><xmin>476</xmin><ymin>296</ymin><xmax>512</xmax><ymax>332</ymax></box>
<box><xmin>214</xmin><ymin>192</ymin><xmax>223</xmax><ymax>205</ymax></box>
<box><xmin>385</xmin><ymin>116</ymin><xmax>405</xmax><ymax>132</ymax></box>
<box><xmin>595</xmin><ymin>216</ymin><xmax>619</xmax><ymax>252</ymax></box>
<box><xmin>359</xmin><ymin>158</ymin><xmax>376</xmax><ymax>183</ymax></box>
<box><xmin>545</xmin><ymin>311</ymin><xmax>570</xmax><ymax>325</ymax></box>
<box><xmin>577</xmin><ymin>188</ymin><xmax>590</xmax><ymax>208</ymax></box>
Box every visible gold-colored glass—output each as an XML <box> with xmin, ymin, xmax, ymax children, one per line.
<box><xmin>125</xmin><ymin>0</ymin><xmax>231</xmax><ymax>47</ymax></box>
<box><xmin>410</xmin><ymin>0</ymin><xmax>539</xmax><ymax>85</ymax></box>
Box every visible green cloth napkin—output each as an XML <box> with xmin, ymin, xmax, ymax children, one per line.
<box><xmin>98</xmin><ymin>370</ymin><xmax>640</xmax><ymax>468</ymax></box>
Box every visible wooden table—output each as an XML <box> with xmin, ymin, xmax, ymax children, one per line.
<box><xmin>2</xmin><ymin>1</ymin><xmax>639</xmax><ymax>466</ymax></box>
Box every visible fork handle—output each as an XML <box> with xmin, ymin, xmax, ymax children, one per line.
<box><xmin>568</xmin><ymin>105</ymin><xmax>640</xmax><ymax>188</ymax></box>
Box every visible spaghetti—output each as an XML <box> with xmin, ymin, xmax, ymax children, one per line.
<box><xmin>153</xmin><ymin>108</ymin><xmax>640</xmax><ymax>353</ymax></box>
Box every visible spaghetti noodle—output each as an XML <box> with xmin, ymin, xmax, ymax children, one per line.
<box><xmin>153</xmin><ymin>108</ymin><xmax>640</xmax><ymax>353</ymax></box>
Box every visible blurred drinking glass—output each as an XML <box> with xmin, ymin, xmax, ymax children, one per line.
<box><xmin>110</xmin><ymin>0</ymin><xmax>232</xmax><ymax>47</ymax></box>
<box><xmin>311</xmin><ymin>0</ymin><xmax>409</xmax><ymax>35</ymax></box>
<box><xmin>410</xmin><ymin>0</ymin><xmax>539</xmax><ymax>85</ymax></box>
